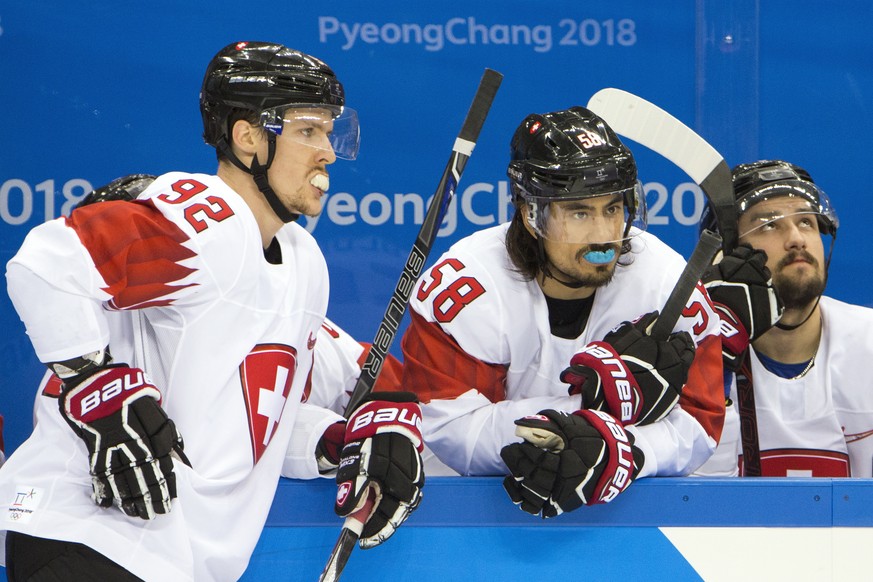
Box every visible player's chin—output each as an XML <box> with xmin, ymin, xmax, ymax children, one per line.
<box><xmin>293</xmin><ymin>192</ymin><xmax>325</xmax><ymax>217</ymax></box>
<box><xmin>572</xmin><ymin>263</ymin><xmax>616</xmax><ymax>288</ymax></box>
<box><xmin>300</xmin><ymin>201</ymin><xmax>324</xmax><ymax>218</ymax></box>
<box><xmin>779</xmin><ymin>261</ymin><xmax>819</xmax><ymax>280</ymax></box>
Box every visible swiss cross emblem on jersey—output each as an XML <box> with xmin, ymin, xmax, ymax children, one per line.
<box><xmin>239</xmin><ymin>343</ymin><xmax>299</xmax><ymax>463</ymax></box>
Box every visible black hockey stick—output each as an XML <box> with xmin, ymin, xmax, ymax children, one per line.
<box><xmin>318</xmin><ymin>68</ymin><xmax>503</xmax><ymax>582</ymax></box>
<box><xmin>343</xmin><ymin>67</ymin><xmax>503</xmax><ymax>416</ymax></box>
<box><xmin>649</xmin><ymin>228</ymin><xmax>722</xmax><ymax>341</ymax></box>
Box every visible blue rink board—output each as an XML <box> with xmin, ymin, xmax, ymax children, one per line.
<box><xmin>237</xmin><ymin>476</ymin><xmax>873</xmax><ymax>580</ymax></box>
<box><xmin>2</xmin><ymin>477</ymin><xmax>872</xmax><ymax>580</ymax></box>
<box><xmin>243</xmin><ymin>526</ymin><xmax>700</xmax><ymax>581</ymax></box>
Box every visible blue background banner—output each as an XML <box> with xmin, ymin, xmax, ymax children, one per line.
<box><xmin>1</xmin><ymin>1</ymin><xmax>871</xmax><ymax>458</ymax></box>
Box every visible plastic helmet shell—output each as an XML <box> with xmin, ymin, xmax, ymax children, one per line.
<box><xmin>74</xmin><ymin>174</ymin><xmax>157</xmax><ymax>210</ymax></box>
<box><xmin>506</xmin><ymin>106</ymin><xmax>638</xmax><ymax>204</ymax></box>
<box><xmin>699</xmin><ymin>159</ymin><xmax>838</xmax><ymax>237</ymax></box>
<box><xmin>200</xmin><ymin>41</ymin><xmax>345</xmax><ymax>147</ymax></box>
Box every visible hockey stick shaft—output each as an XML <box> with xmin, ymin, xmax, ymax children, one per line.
<box><xmin>649</xmin><ymin>229</ymin><xmax>722</xmax><ymax>341</ymax></box>
<box><xmin>317</xmin><ymin>69</ymin><xmax>503</xmax><ymax>582</ymax></box>
<box><xmin>343</xmin><ymin>67</ymin><xmax>503</xmax><ymax>416</ymax></box>
<box><xmin>318</xmin><ymin>492</ymin><xmax>376</xmax><ymax>582</ymax></box>
<box><xmin>735</xmin><ymin>357</ymin><xmax>762</xmax><ymax>476</ymax></box>
<box><xmin>586</xmin><ymin>88</ymin><xmax>738</xmax><ymax>252</ymax></box>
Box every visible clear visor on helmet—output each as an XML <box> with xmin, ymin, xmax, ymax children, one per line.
<box><xmin>526</xmin><ymin>181</ymin><xmax>647</xmax><ymax>245</ymax></box>
<box><xmin>737</xmin><ymin>184</ymin><xmax>838</xmax><ymax>239</ymax></box>
<box><xmin>260</xmin><ymin>105</ymin><xmax>360</xmax><ymax>160</ymax></box>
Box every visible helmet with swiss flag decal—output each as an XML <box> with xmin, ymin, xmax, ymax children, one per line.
<box><xmin>506</xmin><ymin>106</ymin><xmax>646</xmax><ymax>243</ymax></box>
<box><xmin>507</xmin><ymin>106</ymin><xmax>639</xmax><ymax>203</ymax></box>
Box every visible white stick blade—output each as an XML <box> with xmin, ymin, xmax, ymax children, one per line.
<box><xmin>586</xmin><ymin>88</ymin><xmax>721</xmax><ymax>185</ymax></box>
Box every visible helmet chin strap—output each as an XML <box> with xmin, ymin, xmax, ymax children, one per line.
<box><xmin>216</xmin><ymin>134</ymin><xmax>300</xmax><ymax>223</ymax></box>
<box><xmin>773</xmin><ymin>295</ymin><xmax>821</xmax><ymax>331</ymax></box>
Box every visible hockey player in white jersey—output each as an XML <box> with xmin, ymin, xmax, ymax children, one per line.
<box><xmin>1</xmin><ymin>41</ymin><xmax>423</xmax><ymax>581</ymax></box>
<box><xmin>695</xmin><ymin>160</ymin><xmax>873</xmax><ymax>477</ymax></box>
<box><xmin>400</xmin><ymin>106</ymin><xmax>725</xmax><ymax>516</ymax></box>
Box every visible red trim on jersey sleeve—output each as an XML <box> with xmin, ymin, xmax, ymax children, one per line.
<box><xmin>401</xmin><ymin>310</ymin><xmax>507</xmax><ymax>404</ymax></box>
<box><xmin>678</xmin><ymin>333</ymin><xmax>725</xmax><ymax>443</ymax></box>
<box><xmin>66</xmin><ymin>200</ymin><xmax>197</xmax><ymax>309</ymax></box>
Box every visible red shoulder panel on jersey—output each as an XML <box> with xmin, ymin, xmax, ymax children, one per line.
<box><xmin>67</xmin><ymin>200</ymin><xmax>198</xmax><ymax>309</ymax></box>
<box><xmin>401</xmin><ymin>311</ymin><xmax>507</xmax><ymax>404</ymax></box>
<box><xmin>678</xmin><ymin>333</ymin><xmax>726</xmax><ymax>443</ymax></box>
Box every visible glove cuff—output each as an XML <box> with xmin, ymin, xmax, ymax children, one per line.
<box><xmin>316</xmin><ymin>421</ymin><xmax>346</xmax><ymax>473</ymax></box>
<box><xmin>49</xmin><ymin>347</ymin><xmax>113</xmax><ymax>383</ymax></box>
<box><xmin>61</xmin><ymin>365</ymin><xmax>162</xmax><ymax>425</ymax></box>
<box><xmin>572</xmin><ymin>409</ymin><xmax>640</xmax><ymax>503</ymax></box>
<box><xmin>347</xmin><ymin>397</ymin><xmax>423</xmax><ymax>452</ymax></box>
<box><xmin>569</xmin><ymin>341</ymin><xmax>642</xmax><ymax>423</ymax></box>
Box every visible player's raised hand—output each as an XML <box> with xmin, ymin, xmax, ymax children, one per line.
<box><xmin>501</xmin><ymin>409</ymin><xmax>643</xmax><ymax>517</ymax></box>
<box><xmin>334</xmin><ymin>392</ymin><xmax>424</xmax><ymax>549</ymax></box>
<box><xmin>59</xmin><ymin>365</ymin><xmax>189</xmax><ymax>519</ymax></box>
<box><xmin>702</xmin><ymin>244</ymin><xmax>783</xmax><ymax>371</ymax></box>
<box><xmin>562</xmin><ymin>312</ymin><xmax>696</xmax><ymax>425</ymax></box>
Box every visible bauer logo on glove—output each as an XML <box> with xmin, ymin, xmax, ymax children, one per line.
<box><xmin>59</xmin><ymin>363</ymin><xmax>189</xmax><ymax>520</ymax></box>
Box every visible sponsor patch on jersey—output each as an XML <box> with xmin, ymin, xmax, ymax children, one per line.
<box><xmin>6</xmin><ymin>486</ymin><xmax>43</xmax><ymax>524</ymax></box>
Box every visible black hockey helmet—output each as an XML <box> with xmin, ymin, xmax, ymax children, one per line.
<box><xmin>200</xmin><ymin>41</ymin><xmax>348</xmax><ymax>149</ymax></box>
<box><xmin>701</xmin><ymin>160</ymin><xmax>839</xmax><ymax>331</ymax></box>
<box><xmin>700</xmin><ymin>160</ymin><xmax>838</xmax><ymax>238</ymax></box>
<box><xmin>506</xmin><ymin>106</ymin><xmax>646</xmax><ymax>243</ymax></box>
<box><xmin>74</xmin><ymin>174</ymin><xmax>157</xmax><ymax>210</ymax></box>
<box><xmin>199</xmin><ymin>41</ymin><xmax>358</xmax><ymax>223</ymax></box>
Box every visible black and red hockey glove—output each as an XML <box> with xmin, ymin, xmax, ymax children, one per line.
<box><xmin>561</xmin><ymin>312</ymin><xmax>696</xmax><ymax>425</ymax></box>
<box><xmin>59</xmin><ymin>364</ymin><xmax>189</xmax><ymax>520</ymax></box>
<box><xmin>702</xmin><ymin>245</ymin><xmax>783</xmax><ymax>371</ymax></box>
<box><xmin>501</xmin><ymin>409</ymin><xmax>644</xmax><ymax>517</ymax></box>
<box><xmin>333</xmin><ymin>392</ymin><xmax>424</xmax><ymax>549</ymax></box>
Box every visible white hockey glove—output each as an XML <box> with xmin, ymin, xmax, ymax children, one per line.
<box><xmin>334</xmin><ymin>392</ymin><xmax>424</xmax><ymax>549</ymax></box>
<box><xmin>59</xmin><ymin>364</ymin><xmax>190</xmax><ymax>519</ymax></box>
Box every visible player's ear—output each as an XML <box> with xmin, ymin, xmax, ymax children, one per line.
<box><xmin>230</xmin><ymin>119</ymin><xmax>263</xmax><ymax>161</ymax></box>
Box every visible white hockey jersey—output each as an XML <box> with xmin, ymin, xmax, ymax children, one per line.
<box><xmin>402</xmin><ymin>223</ymin><xmax>725</xmax><ymax>477</ymax></box>
<box><xmin>1</xmin><ymin>172</ymin><xmax>343</xmax><ymax>581</ymax></box>
<box><xmin>696</xmin><ymin>296</ymin><xmax>873</xmax><ymax>477</ymax></box>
